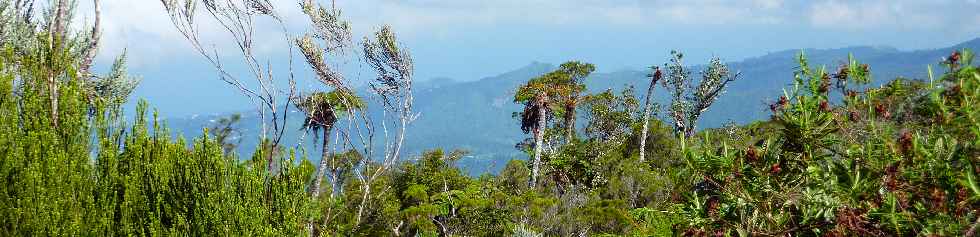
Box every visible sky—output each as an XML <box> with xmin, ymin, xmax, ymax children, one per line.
<box><xmin>70</xmin><ymin>0</ymin><xmax>980</xmax><ymax>117</ymax></box>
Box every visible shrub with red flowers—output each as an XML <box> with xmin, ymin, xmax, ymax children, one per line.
<box><xmin>676</xmin><ymin>51</ymin><xmax>980</xmax><ymax>236</ymax></box>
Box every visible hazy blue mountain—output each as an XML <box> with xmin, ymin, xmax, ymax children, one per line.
<box><xmin>167</xmin><ymin>38</ymin><xmax>979</xmax><ymax>174</ymax></box>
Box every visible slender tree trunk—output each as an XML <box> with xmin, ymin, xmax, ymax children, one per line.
<box><xmin>356</xmin><ymin>96</ymin><xmax>412</xmax><ymax>227</ymax></box>
<box><xmin>530</xmin><ymin>95</ymin><xmax>546</xmax><ymax>188</ymax></box>
<box><xmin>309</xmin><ymin>124</ymin><xmax>332</xmax><ymax>237</ymax></box>
<box><xmin>355</xmin><ymin>182</ymin><xmax>371</xmax><ymax>225</ymax></box>
<box><xmin>329</xmin><ymin>168</ymin><xmax>338</xmax><ymax>199</ymax></box>
<box><xmin>639</xmin><ymin>81</ymin><xmax>656</xmax><ymax>162</ymax></box>
<box><xmin>312</xmin><ymin>124</ymin><xmax>334</xmax><ymax>198</ymax></box>
<box><xmin>48</xmin><ymin>0</ymin><xmax>68</xmax><ymax>127</ymax></box>
<box><xmin>261</xmin><ymin>109</ymin><xmax>276</xmax><ymax>172</ymax></box>
<box><xmin>48</xmin><ymin>76</ymin><xmax>59</xmax><ymax>127</ymax></box>
<box><xmin>54</xmin><ymin>0</ymin><xmax>67</xmax><ymax>36</ymax></box>
<box><xmin>564</xmin><ymin>99</ymin><xmax>577</xmax><ymax>143</ymax></box>
<box><xmin>79</xmin><ymin>0</ymin><xmax>101</xmax><ymax>77</ymax></box>
<box><xmin>322</xmin><ymin>132</ymin><xmax>339</xmax><ymax>232</ymax></box>
<box><xmin>671</xmin><ymin>109</ymin><xmax>687</xmax><ymax>140</ymax></box>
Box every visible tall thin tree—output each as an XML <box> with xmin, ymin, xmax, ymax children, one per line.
<box><xmin>639</xmin><ymin>66</ymin><xmax>662</xmax><ymax>162</ymax></box>
<box><xmin>160</xmin><ymin>0</ymin><xmax>297</xmax><ymax>167</ymax></box>
<box><xmin>355</xmin><ymin>25</ymin><xmax>416</xmax><ymax>226</ymax></box>
<box><xmin>297</xmin><ymin>90</ymin><xmax>364</xmax><ymax>199</ymax></box>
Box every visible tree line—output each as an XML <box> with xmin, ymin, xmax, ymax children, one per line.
<box><xmin>1</xmin><ymin>0</ymin><xmax>978</xmax><ymax>236</ymax></box>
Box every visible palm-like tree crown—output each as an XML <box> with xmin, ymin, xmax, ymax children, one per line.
<box><xmin>296</xmin><ymin>89</ymin><xmax>365</xmax><ymax>136</ymax></box>
<box><xmin>514</xmin><ymin>69</ymin><xmax>582</xmax><ymax>133</ymax></box>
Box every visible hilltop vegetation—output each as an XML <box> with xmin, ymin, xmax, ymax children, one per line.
<box><xmin>1</xmin><ymin>0</ymin><xmax>979</xmax><ymax>236</ymax></box>
<box><xmin>168</xmin><ymin>39</ymin><xmax>980</xmax><ymax>170</ymax></box>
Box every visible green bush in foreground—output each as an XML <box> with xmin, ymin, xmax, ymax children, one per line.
<box><xmin>2</xmin><ymin>48</ymin><xmax>978</xmax><ymax>236</ymax></box>
<box><xmin>0</xmin><ymin>1</ymin><xmax>977</xmax><ymax>234</ymax></box>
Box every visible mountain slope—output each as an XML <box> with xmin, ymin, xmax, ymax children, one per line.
<box><xmin>169</xmin><ymin>38</ymin><xmax>980</xmax><ymax>173</ymax></box>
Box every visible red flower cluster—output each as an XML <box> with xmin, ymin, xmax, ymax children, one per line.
<box><xmin>653</xmin><ymin>67</ymin><xmax>663</xmax><ymax>82</ymax></box>
<box><xmin>884</xmin><ymin>164</ymin><xmax>900</xmax><ymax>191</ymax></box>
<box><xmin>819</xmin><ymin>73</ymin><xmax>831</xmax><ymax>94</ymax></box>
<box><xmin>819</xmin><ymin>100</ymin><xmax>831</xmax><ymax>112</ymax></box>
<box><xmin>745</xmin><ymin>146</ymin><xmax>759</xmax><ymax>163</ymax></box>
<box><xmin>770</xmin><ymin>163</ymin><xmax>781</xmax><ymax>174</ymax></box>
<box><xmin>848</xmin><ymin>110</ymin><xmax>861</xmax><ymax>122</ymax></box>
<box><xmin>770</xmin><ymin>96</ymin><xmax>789</xmax><ymax>113</ymax></box>
<box><xmin>874</xmin><ymin>103</ymin><xmax>890</xmax><ymax>119</ymax></box>
<box><xmin>947</xmin><ymin>51</ymin><xmax>961</xmax><ymax>65</ymax></box>
<box><xmin>898</xmin><ymin>131</ymin><xmax>913</xmax><ymax>155</ymax></box>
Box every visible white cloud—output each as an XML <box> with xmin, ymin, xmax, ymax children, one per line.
<box><xmin>755</xmin><ymin>0</ymin><xmax>783</xmax><ymax>9</ymax></box>
<box><xmin>339</xmin><ymin>0</ymin><xmax>790</xmax><ymax>32</ymax></box>
<box><xmin>74</xmin><ymin>0</ymin><xmax>299</xmax><ymax>67</ymax></box>
<box><xmin>71</xmin><ymin>0</ymin><xmax>790</xmax><ymax>67</ymax></box>
<box><xmin>807</xmin><ymin>0</ymin><xmax>969</xmax><ymax>30</ymax></box>
<box><xmin>73</xmin><ymin>0</ymin><xmax>179</xmax><ymax>66</ymax></box>
<box><xmin>67</xmin><ymin>0</ymin><xmax>980</xmax><ymax>68</ymax></box>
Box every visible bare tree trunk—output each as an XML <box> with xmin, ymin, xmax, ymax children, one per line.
<box><xmin>48</xmin><ymin>75</ymin><xmax>59</xmax><ymax>126</ymax></box>
<box><xmin>309</xmin><ymin>124</ymin><xmax>332</xmax><ymax>237</ymax></box>
<box><xmin>671</xmin><ymin>109</ymin><xmax>687</xmax><ymax>140</ymax></box>
<box><xmin>564</xmin><ymin>100</ymin><xmax>576</xmax><ymax>143</ymax></box>
<box><xmin>79</xmin><ymin>0</ymin><xmax>101</xmax><ymax>78</ymax></box>
<box><xmin>355</xmin><ymin>182</ymin><xmax>371</xmax><ymax>224</ymax></box>
<box><xmin>322</xmin><ymin>132</ymin><xmax>339</xmax><ymax>233</ymax></box>
<box><xmin>329</xmin><ymin>168</ymin><xmax>338</xmax><ymax>199</ymax></box>
<box><xmin>53</xmin><ymin>0</ymin><xmax>67</xmax><ymax>40</ymax></box>
<box><xmin>355</xmin><ymin>97</ymin><xmax>412</xmax><ymax>225</ymax></box>
<box><xmin>48</xmin><ymin>0</ymin><xmax>68</xmax><ymax>127</ymax></box>
<box><xmin>312</xmin><ymin>124</ymin><xmax>334</xmax><ymax>198</ymax></box>
<box><xmin>530</xmin><ymin>95</ymin><xmax>546</xmax><ymax>188</ymax></box>
<box><xmin>639</xmin><ymin>81</ymin><xmax>656</xmax><ymax>162</ymax></box>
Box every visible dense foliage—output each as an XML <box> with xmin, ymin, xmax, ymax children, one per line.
<box><xmin>2</xmin><ymin>1</ymin><xmax>979</xmax><ymax>236</ymax></box>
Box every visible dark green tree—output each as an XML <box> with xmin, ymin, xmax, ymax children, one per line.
<box><xmin>555</xmin><ymin>61</ymin><xmax>596</xmax><ymax>143</ymax></box>
<box><xmin>209</xmin><ymin>113</ymin><xmax>242</xmax><ymax>155</ymax></box>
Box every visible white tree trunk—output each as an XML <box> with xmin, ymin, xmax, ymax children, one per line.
<box><xmin>309</xmin><ymin>126</ymin><xmax>332</xmax><ymax>237</ymax></box>
<box><xmin>639</xmin><ymin>80</ymin><xmax>656</xmax><ymax>162</ymax></box>
<box><xmin>312</xmin><ymin>125</ymin><xmax>333</xmax><ymax>199</ymax></box>
<box><xmin>530</xmin><ymin>95</ymin><xmax>546</xmax><ymax>188</ymax></box>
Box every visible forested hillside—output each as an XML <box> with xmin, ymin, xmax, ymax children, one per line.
<box><xmin>171</xmin><ymin>38</ymin><xmax>980</xmax><ymax>173</ymax></box>
<box><xmin>2</xmin><ymin>0</ymin><xmax>979</xmax><ymax>236</ymax></box>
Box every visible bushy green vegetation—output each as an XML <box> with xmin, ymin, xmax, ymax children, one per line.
<box><xmin>2</xmin><ymin>1</ymin><xmax>979</xmax><ymax>236</ymax></box>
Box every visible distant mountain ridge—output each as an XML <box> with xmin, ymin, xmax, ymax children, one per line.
<box><xmin>168</xmin><ymin>38</ymin><xmax>980</xmax><ymax>173</ymax></box>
